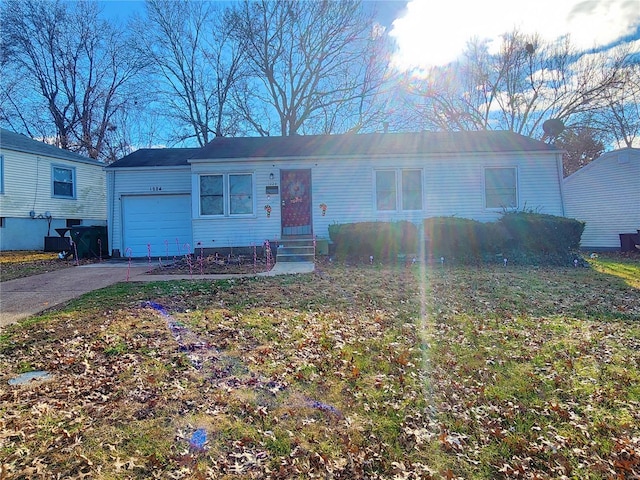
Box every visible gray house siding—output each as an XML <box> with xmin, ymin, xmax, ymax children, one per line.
<box><xmin>564</xmin><ymin>148</ymin><xmax>640</xmax><ymax>249</ymax></box>
<box><xmin>107</xmin><ymin>131</ymin><xmax>565</xmax><ymax>257</ymax></box>
<box><xmin>0</xmin><ymin>129</ymin><xmax>106</xmax><ymax>251</ymax></box>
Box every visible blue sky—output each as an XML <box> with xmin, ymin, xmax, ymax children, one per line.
<box><xmin>100</xmin><ymin>0</ymin><xmax>640</xmax><ymax>71</ymax></box>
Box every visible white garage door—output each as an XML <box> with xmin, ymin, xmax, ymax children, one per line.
<box><xmin>122</xmin><ymin>195</ymin><xmax>192</xmax><ymax>258</ymax></box>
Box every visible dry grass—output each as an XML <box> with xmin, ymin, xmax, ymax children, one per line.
<box><xmin>0</xmin><ymin>257</ymin><xmax>639</xmax><ymax>479</ymax></box>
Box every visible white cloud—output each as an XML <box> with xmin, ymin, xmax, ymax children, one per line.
<box><xmin>390</xmin><ymin>0</ymin><xmax>640</xmax><ymax>69</ymax></box>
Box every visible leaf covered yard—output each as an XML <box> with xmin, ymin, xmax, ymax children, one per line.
<box><xmin>1</xmin><ymin>259</ymin><xmax>639</xmax><ymax>479</ymax></box>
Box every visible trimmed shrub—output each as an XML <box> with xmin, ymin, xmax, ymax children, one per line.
<box><xmin>499</xmin><ymin>211</ymin><xmax>585</xmax><ymax>253</ymax></box>
<box><xmin>328</xmin><ymin>221</ymin><xmax>418</xmax><ymax>261</ymax></box>
<box><xmin>423</xmin><ymin>213</ymin><xmax>585</xmax><ymax>265</ymax></box>
<box><xmin>424</xmin><ymin>216</ymin><xmax>509</xmax><ymax>262</ymax></box>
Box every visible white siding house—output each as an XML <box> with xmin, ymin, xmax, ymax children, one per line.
<box><xmin>0</xmin><ymin>128</ymin><xmax>106</xmax><ymax>251</ymax></box>
<box><xmin>106</xmin><ymin>131</ymin><xmax>566</xmax><ymax>258</ymax></box>
<box><xmin>564</xmin><ymin>148</ymin><xmax>640</xmax><ymax>250</ymax></box>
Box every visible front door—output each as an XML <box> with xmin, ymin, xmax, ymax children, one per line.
<box><xmin>280</xmin><ymin>169</ymin><xmax>312</xmax><ymax>236</ymax></box>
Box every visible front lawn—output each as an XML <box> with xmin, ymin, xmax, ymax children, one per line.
<box><xmin>1</xmin><ymin>259</ymin><xmax>639</xmax><ymax>479</ymax></box>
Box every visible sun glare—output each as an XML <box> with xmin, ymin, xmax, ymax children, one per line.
<box><xmin>389</xmin><ymin>0</ymin><xmax>640</xmax><ymax>71</ymax></box>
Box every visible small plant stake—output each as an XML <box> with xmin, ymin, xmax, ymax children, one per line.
<box><xmin>369</xmin><ymin>255</ymin><xmax>374</xmax><ymax>264</ymax></box>
<box><xmin>147</xmin><ymin>243</ymin><xmax>152</xmax><ymax>272</ymax></box>
<box><xmin>504</xmin><ymin>257</ymin><xmax>508</xmax><ymax>267</ymax></box>
<box><xmin>125</xmin><ymin>247</ymin><xmax>133</xmax><ymax>281</ymax></box>
<box><xmin>97</xmin><ymin>238</ymin><xmax>102</xmax><ymax>262</ymax></box>
<box><xmin>440</xmin><ymin>256</ymin><xmax>445</xmax><ymax>266</ymax></box>
<box><xmin>183</xmin><ymin>243</ymin><xmax>193</xmax><ymax>278</ymax></box>
<box><xmin>197</xmin><ymin>242</ymin><xmax>204</xmax><ymax>275</ymax></box>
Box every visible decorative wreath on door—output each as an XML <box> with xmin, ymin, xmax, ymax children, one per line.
<box><xmin>287</xmin><ymin>179</ymin><xmax>306</xmax><ymax>203</ymax></box>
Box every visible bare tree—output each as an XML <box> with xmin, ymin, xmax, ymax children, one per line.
<box><xmin>137</xmin><ymin>0</ymin><xmax>246</xmax><ymax>146</ymax></box>
<box><xmin>400</xmin><ymin>31</ymin><xmax>631</xmax><ymax>141</ymax></box>
<box><xmin>1</xmin><ymin>0</ymin><xmax>147</xmax><ymax>161</ymax></box>
<box><xmin>595</xmin><ymin>59</ymin><xmax>640</xmax><ymax>148</ymax></box>
<box><xmin>228</xmin><ymin>0</ymin><xmax>390</xmax><ymax>136</ymax></box>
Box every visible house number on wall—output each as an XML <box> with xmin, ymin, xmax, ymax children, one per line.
<box><xmin>150</xmin><ymin>186</ymin><xmax>162</xmax><ymax>191</ymax></box>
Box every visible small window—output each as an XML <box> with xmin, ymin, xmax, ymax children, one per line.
<box><xmin>402</xmin><ymin>170</ymin><xmax>423</xmax><ymax>210</ymax></box>
<box><xmin>66</xmin><ymin>219</ymin><xmax>81</xmax><ymax>227</ymax></box>
<box><xmin>0</xmin><ymin>217</ymin><xmax>5</xmax><ymax>228</ymax></box>
<box><xmin>376</xmin><ymin>170</ymin><xmax>397</xmax><ymax>211</ymax></box>
<box><xmin>229</xmin><ymin>174</ymin><xmax>253</xmax><ymax>215</ymax></box>
<box><xmin>485</xmin><ymin>167</ymin><xmax>517</xmax><ymax>209</ymax></box>
<box><xmin>52</xmin><ymin>165</ymin><xmax>75</xmax><ymax>198</ymax></box>
<box><xmin>200</xmin><ymin>175</ymin><xmax>224</xmax><ymax>216</ymax></box>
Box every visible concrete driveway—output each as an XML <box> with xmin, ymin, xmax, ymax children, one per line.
<box><xmin>0</xmin><ymin>262</ymin><xmax>150</xmax><ymax>327</ymax></box>
<box><xmin>0</xmin><ymin>261</ymin><xmax>314</xmax><ymax>328</ymax></box>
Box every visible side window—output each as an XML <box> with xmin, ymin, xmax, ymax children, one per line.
<box><xmin>200</xmin><ymin>174</ymin><xmax>224</xmax><ymax>216</ymax></box>
<box><xmin>52</xmin><ymin>165</ymin><xmax>75</xmax><ymax>198</ymax></box>
<box><xmin>485</xmin><ymin>167</ymin><xmax>517</xmax><ymax>209</ymax></box>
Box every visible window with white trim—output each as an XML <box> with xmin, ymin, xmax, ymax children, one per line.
<box><xmin>485</xmin><ymin>167</ymin><xmax>517</xmax><ymax>209</ymax></box>
<box><xmin>199</xmin><ymin>173</ymin><xmax>254</xmax><ymax>216</ymax></box>
<box><xmin>375</xmin><ymin>169</ymin><xmax>423</xmax><ymax>212</ymax></box>
<box><xmin>52</xmin><ymin>165</ymin><xmax>75</xmax><ymax>198</ymax></box>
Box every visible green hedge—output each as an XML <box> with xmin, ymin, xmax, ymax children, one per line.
<box><xmin>424</xmin><ymin>212</ymin><xmax>585</xmax><ymax>265</ymax></box>
<box><xmin>328</xmin><ymin>221</ymin><xmax>418</xmax><ymax>261</ymax></box>
<box><xmin>499</xmin><ymin>211</ymin><xmax>584</xmax><ymax>253</ymax></box>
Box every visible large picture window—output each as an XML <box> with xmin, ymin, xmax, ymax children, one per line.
<box><xmin>376</xmin><ymin>169</ymin><xmax>423</xmax><ymax>212</ymax></box>
<box><xmin>199</xmin><ymin>173</ymin><xmax>254</xmax><ymax>216</ymax></box>
<box><xmin>52</xmin><ymin>165</ymin><xmax>75</xmax><ymax>198</ymax></box>
<box><xmin>485</xmin><ymin>167</ymin><xmax>517</xmax><ymax>209</ymax></box>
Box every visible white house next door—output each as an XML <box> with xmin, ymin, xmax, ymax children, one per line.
<box><xmin>122</xmin><ymin>194</ymin><xmax>192</xmax><ymax>258</ymax></box>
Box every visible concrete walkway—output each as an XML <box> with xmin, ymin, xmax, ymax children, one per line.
<box><xmin>0</xmin><ymin>261</ymin><xmax>314</xmax><ymax>328</ymax></box>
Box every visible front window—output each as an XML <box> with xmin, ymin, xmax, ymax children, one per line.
<box><xmin>402</xmin><ymin>170</ymin><xmax>423</xmax><ymax>210</ymax></box>
<box><xmin>200</xmin><ymin>175</ymin><xmax>224</xmax><ymax>215</ymax></box>
<box><xmin>376</xmin><ymin>169</ymin><xmax>423</xmax><ymax>211</ymax></box>
<box><xmin>485</xmin><ymin>167</ymin><xmax>517</xmax><ymax>209</ymax></box>
<box><xmin>52</xmin><ymin>165</ymin><xmax>75</xmax><ymax>198</ymax></box>
<box><xmin>199</xmin><ymin>173</ymin><xmax>254</xmax><ymax>216</ymax></box>
<box><xmin>376</xmin><ymin>170</ymin><xmax>397</xmax><ymax>211</ymax></box>
<box><xmin>229</xmin><ymin>174</ymin><xmax>253</xmax><ymax>215</ymax></box>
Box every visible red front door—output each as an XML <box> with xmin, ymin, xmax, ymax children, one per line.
<box><xmin>280</xmin><ymin>169</ymin><xmax>312</xmax><ymax>236</ymax></box>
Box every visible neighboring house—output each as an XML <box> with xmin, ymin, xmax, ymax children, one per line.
<box><xmin>105</xmin><ymin>131</ymin><xmax>566</xmax><ymax>258</ymax></box>
<box><xmin>0</xmin><ymin>128</ymin><xmax>107</xmax><ymax>251</ymax></box>
<box><xmin>564</xmin><ymin>148</ymin><xmax>640</xmax><ymax>250</ymax></box>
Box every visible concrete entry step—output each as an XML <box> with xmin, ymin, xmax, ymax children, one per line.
<box><xmin>276</xmin><ymin>236</ymin><xmax>315</xmax><ymax>263</ymax></box>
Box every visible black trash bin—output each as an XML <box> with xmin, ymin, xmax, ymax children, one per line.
<box><xmin>71</xmin><ymin>226</ymin><xmax>109</xmax><ymax>259</ymax></box>
<box><xmin>619</xmin><ymin>232</ymin><xmax>640</xmax><ymax>252</ymax></box>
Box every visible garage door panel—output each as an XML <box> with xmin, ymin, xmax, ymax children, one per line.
<box><xmin>123</xmin><ymin>195</ymin><xmax>192</xmax><ymax>257</ymax></box>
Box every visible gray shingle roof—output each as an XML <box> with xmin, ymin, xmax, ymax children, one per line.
<box><xmin>107</xmin><ymin>148</ymin><xmax>200</xmax><ymax>168</ymax></box>
<box><xmin>192</xmin><ymin>130</ymin><xmax>558</xmax><ymax>160</ymax></box>
<box><xmin>107</xmin><ymin>131</ymin><xmax>559</xmax><ymax>168</ymax></box>
<box><xmin>0</xmin><ymin>128</ymin><xmax>101</xmax><ymax>165</ymax></box>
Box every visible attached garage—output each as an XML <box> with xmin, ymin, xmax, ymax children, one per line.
<box><xmin>122</xmin><ymin>194</ymin><xmax>192</xmax><ymax>258</ymax></box>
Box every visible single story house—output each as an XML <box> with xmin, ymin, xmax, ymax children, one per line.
<box><xmin>564</xmin><ymin>147</ymin><xmax>639</xmax><ymax>250</ymax></box>
<box><xmin>105</xmin><ymin>131</ymin><xmax>566</xmax><ymax>258</ymax></box>
<box><xmin>0</xmin><ymin>128</ymin><xmax>107</xmax><ymax>251</ymax></box>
